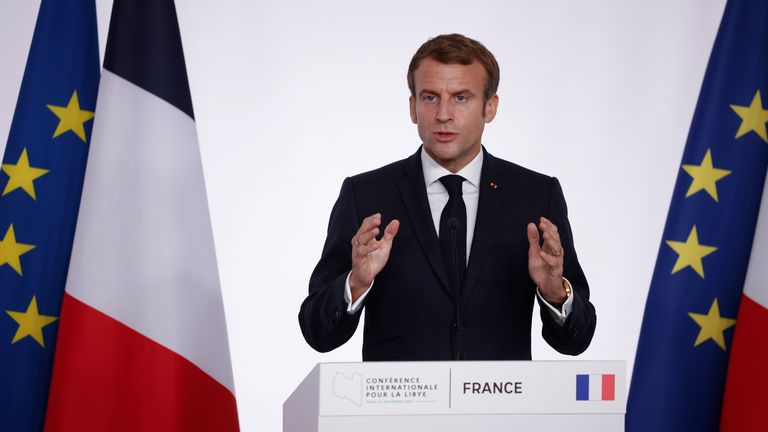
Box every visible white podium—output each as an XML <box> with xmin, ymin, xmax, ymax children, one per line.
<box><xmin>284</xmin><ymin>361</ymin><xmax>625</xmax><ymax>432</ymax></box>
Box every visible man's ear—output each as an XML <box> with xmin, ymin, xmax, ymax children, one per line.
<box><xmin>484</xmin><ymin>94</ymin><xmax>499</xmax><ymax>123</ymax></box>
<box><xmin>409</xmin><ymin>95</ymin><xmax>417</xmax><ymax>124</ymax></box>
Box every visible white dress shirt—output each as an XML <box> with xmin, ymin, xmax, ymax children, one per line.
<box><xmin>344</xmin><ymin>147</ymin><xmax>573</xmax><ymax>324</ymax></box>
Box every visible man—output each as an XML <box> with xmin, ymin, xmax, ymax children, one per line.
<box><xmin>299</xmin><ymin>34</ymin><xmax>596</xmax><ymax>361</ymax></box>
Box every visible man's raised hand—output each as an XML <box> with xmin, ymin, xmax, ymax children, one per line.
<box><xmin>349</xmin><ymin>213</ymin><xmax>400</xmax><ymax>302</ymax></box>
<box><xmin>527</xmin><ymin>216</ymin><xmax>567</xmax><ymax>305</ymax></box>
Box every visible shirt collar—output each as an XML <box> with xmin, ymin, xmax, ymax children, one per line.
<box><xmin>421</xmin><ymin>146</ymin><xmax>483</xmax><ymax>189</ymax></box>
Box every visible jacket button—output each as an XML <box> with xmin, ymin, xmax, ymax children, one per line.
<box><xmin>330</xmin><ymin>310</ymin><xmax>341</xmax><ymax>325</ymax></box>
<box><xmin>570</xmin><ymin>326</ymin><xmax>579</xmax><ymax>337</ymax></box>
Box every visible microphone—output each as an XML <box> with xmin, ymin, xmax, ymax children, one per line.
<box><xmin>447</xmin><ymin>217</ymin><xmax>465</xmax><ymax>360</ymax></box>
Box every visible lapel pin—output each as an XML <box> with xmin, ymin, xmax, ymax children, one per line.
<box><xmin>490</xmin><ymin>182</ymin><xmax>498</xmax><ymax>190</ymax></box>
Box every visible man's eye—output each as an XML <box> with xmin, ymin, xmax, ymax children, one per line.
<box><xmin>424</xmin><ymin>95</ymin><xmax>437</xmax><ymax>102</ymax></box>
<box><xmin>456</xmin><ymin>95</ymin><xmax>468</xmax><ymax>102</ymax></box>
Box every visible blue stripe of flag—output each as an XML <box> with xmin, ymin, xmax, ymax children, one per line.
<box><xmin>104</xmin><ymin>0</ymin><xmax>194</xmax><ymax>118</ymax></box>
<box><xmin>576</xmin><ymin>374</ymin><xmax>589</xmax><ymax>401</ymax></box>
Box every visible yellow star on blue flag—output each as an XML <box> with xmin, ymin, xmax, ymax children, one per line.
<box><xmin>665</xmin><ymin>226</ymin><xmax>718</xmax><ymax>278</ymax></box>
<box><xmin>47</xmin><ymin>90</ymin><xmax>95</xmax><ymax>142</ymax></box>
<box><xmin>6</xmin><ymin>296</ymin><xmax>58</xmax><ymax>348</ymax></box>
<box><xmin>0</xmin><ymin>224</ymin><xmax>36</xmax><ymax>276</ymax></box>
<box><xmin>681</xmin><ymin>149</ymin><xmax>731</xmax><ymax>202</ymax></box>
<box><xmin>688</xmin><ymin>298</ymin><xmax>736</xmax><ymax>351</ymax></box>
<box><xmin>1</xmin><ymin>148</ymin><xmax>50</xmax><ymax>200</ymax></box>
<box><xmin>730</xmin><ymin>90</ymin><xmax>768</xmax><ymax>143</ymax></box>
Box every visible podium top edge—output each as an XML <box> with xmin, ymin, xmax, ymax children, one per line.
<box><xmin>317</xmin><ymin>360</ymin><xmax>626</xmax><ymax>365</ymax></box>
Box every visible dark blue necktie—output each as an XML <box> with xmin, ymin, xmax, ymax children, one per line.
<box><xmin>439</xmin><ymin>174</ymin><xmax>467</xmax><ymax>294</ymax></box>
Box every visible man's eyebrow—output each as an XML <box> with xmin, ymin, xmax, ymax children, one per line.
<box><xmin>417</xmin><ymin>89</ymin><xmax>476</xmax><ymax>97</ymax></box>
<box><xmin>453</xmin><ymin>89</ymin><xmax>476</xmax><ymax>96</ymax></box>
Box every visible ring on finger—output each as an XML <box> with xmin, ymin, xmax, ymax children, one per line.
<box><xmin>552</xmin><ymin>248</ymin><xmax>562</xmax><ymax>256</ymax></box>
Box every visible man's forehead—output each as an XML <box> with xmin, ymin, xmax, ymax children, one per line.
<box><xmin>413</xmin><ymin>59</ymin><xmax>487</xmax><ymax>92</ymax></box>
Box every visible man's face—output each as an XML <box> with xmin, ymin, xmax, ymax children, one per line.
<box><xmin>410</xmin><ymin>57</ymin><xmax>498</xmax><ymax>173</ymax></box>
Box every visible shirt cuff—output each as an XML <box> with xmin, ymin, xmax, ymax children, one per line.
<box><xmin>536</xmin><ymin>277</ymin><xmax>574</xmax><ymax>326</ymax></box>
<box><xmin>344</xmin><ymin>272</ymin><xmax>373</xmax><ymax>314</ymax></box>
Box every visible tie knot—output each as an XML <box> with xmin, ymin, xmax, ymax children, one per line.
<box><xmin>439</xmin><ymin>174</ymin><xmax>465</xmax><ymax>196</ymax></box>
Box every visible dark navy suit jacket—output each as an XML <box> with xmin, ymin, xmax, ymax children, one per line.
<box><xmin>299</xmin><ymin>147</ymin><xmax>596</xmax><ymax>360</ymax></box>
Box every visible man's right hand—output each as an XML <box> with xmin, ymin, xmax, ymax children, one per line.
<box><xmin>349</xmin><ymin>213</ymin><xmax>400</xmax><ymax>302</ymax></box>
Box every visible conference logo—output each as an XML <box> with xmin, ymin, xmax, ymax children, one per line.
<box><xmin>332</xmin><ymin>372</ymin><xmax>363</xmax><ymax>406</ymax></box>
<box><xmin>331</xmin><ymin>371</ymin><xmax>440</xmax><ymax>406</ymax></box>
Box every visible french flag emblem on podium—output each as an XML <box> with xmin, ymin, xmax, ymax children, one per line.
<box><xmin>576</xmin><ymin>374</ymin><xmax>615</xmax><ymax>401</ymax></box>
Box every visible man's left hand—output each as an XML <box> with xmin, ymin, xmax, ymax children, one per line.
<box><xmin>527</xmin><ymin>217</ymin><xmax>567</xmax><ymax>305</ymax></box>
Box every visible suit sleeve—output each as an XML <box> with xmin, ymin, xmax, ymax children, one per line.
<box><xmin>537</xmin><ymin>177</ymin><xmax>597</xmax><ymax>355</ymax></box>
<box><xmin>299</xmin><ymin>178</ymin><xmax>364</xmax><ymax>352</ymax></box>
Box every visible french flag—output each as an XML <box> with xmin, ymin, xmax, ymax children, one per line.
<box><xmin>576</xmin><ymin>374</ymin><xmax>615</xmax><ymax>401</ymax></box>
<box><xmin>44</xmin><ymin>0</ymin><xmax>239</xmax><ymax>430</ymax></box>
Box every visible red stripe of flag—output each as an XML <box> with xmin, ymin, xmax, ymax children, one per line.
<box><xmin>44</xmin><ymin>294</ymin><xmax>239</xmax><ymax>431</ymax></box>
<box><xmin>602</xmin><ymin>374</ymin><xmax>615</xmax><ymax>401</ymax></box>
<box><xmin>720</xmin><ymin>294</ymin><xmax>768</xmax><ymax>431</ymax></box>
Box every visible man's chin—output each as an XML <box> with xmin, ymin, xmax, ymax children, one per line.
<box><xmin>425</xmin><ymin>146</ymin><xmax>474</xmax><ymax>172</ymax></box>
<box><xmin>424</xmin><ymin>144</ymin><xmax>456</xmax><ymax>161</ymax></box>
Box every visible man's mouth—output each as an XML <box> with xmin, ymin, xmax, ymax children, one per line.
<box><xmin>434</xmin><ymin>132</ymin><xmax>458</xmax><ymax>142</ymax></box>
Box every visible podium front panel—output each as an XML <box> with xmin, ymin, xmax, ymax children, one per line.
<box><xmin>284</xmin><ymin>361</ymin><xmax>625</xmax><ymax>432</ymax></box>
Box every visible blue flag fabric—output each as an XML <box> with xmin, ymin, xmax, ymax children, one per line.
<box><xmin>627</xmin><ymin>0</ymin><xmax>768</xmax><ymax>430</ymax></box>
<box><xmin>0</xmin><ymin>0</ymin><xmax>99</xmax><ymax>430</ymax></box>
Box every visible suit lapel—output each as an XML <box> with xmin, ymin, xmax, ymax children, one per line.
<box><xmin>462</xmin><ymin>148</ymin><xmax>505</xmax><ymax>306</ymax></box>
<box><xmin>397</xmin><ymin>149</ymin><xmax>452</xmax><ymax>298</ymax></box>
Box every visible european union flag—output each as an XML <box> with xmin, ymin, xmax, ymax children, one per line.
<box><xmin>0</xmin><ymin>0</ymin><xmax>99</xmax><ymax>430</ymax></box>
<box><xmin>627</xmin><ymin>0</ymin><xmax>768</xmax><ymax>430</ymax></box>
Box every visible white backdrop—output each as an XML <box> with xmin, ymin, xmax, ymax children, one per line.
<box><xmin>0</xmin><ymin>0</ymin><xmax>727</xmax><ymax>430</ymax></box>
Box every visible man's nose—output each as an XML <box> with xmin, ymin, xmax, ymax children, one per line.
<box><xmin>436</xmin><ymin>100</ymin><xmax>452</xmax><ymax>122</ymax></box>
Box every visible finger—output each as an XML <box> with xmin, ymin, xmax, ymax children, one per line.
<box><xmin>539</xmin><ymin>216</ymin><xmax>558</xmax><ymax>233</ymax></box>
<box><xmin>539</xmin><ymin>219</ymin><xmax>561</xmax><ymax>244</ymax></box>
<box><xmin>352</xmin><ymin>213</ymin><xmax>382</xmax><ymax>246</ymax></box>
<box><xmin>541</xmin><ymin>232</ymin><xmax>563</xmax><ymax>256</ymax></box>
<box><xmin>381</xmin><ymin>219</ymin><xmax>400</xmax><ymax>244</ymax></box>
<box><xmin>356</xmin><ymin>241</ymin><xmax>381</xmax><ymax>256</ymax></box>
<box><xmin>539</xmin><ymin>250</ymin><xmax>563</xmax><ymax>270</ymax></box>
<box><xmin>527</xmin><ymin>223</ymin><xmax>541</xmax><ymax>253</ymax></box>
<box><xmin>357</xmin><ymin>213</ymin><xmax>382</xmax><ymax>235</ymax></box>
<box><xmin>356</xmin><ymin>227</ymin><xmax>380</xmax><ymax>245</ymax></box>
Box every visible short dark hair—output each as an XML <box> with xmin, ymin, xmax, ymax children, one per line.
<box><xmin>407</xmin><ymin>34</ymin><xmax>500</xmax><ymax>102</ymax></box>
